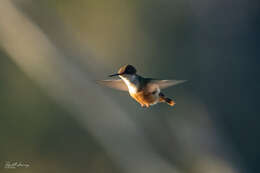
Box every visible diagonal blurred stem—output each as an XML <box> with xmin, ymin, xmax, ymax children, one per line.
<box><xmin>0</xmin><ymin>1</ymin><xmax>180</xmax><ymax>173</ymax></box>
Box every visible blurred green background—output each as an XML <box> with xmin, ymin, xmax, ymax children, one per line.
<box><xmin>0</xmin><ymin>0</ymin><xmax>259</xmax><ymax>172</ymax></box>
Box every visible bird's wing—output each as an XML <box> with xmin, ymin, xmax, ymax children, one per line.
<box><xmin>148</xmin><ymin>79</ymin><xmax>187</xmax><ymax>89</ymax></box>
<box><xmin>97</xmin><ymin>79</ymin><xmax>128</xmax><ymax>91</ymax></box>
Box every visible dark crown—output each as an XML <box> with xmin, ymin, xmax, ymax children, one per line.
<box><xmin>118</xmin><ymin>65</ymin><xmax>137</xmax><ymax>75</ymax></box>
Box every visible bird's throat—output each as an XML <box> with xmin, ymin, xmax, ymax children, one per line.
<box><xmin>120</xmin><ymin>75</ymin><xmax>139</xmax><ymax>94</ymax></box>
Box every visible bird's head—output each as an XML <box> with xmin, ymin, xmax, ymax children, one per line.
<box><xmin>109</xmin><ymin>65</ymin><xmax>137</xmax><ymax>77</ymax></box>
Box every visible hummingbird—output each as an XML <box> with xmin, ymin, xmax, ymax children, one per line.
<box><xmin>98</xmin><ymin>65</ymin><xmax>186</xmax><ymax>108</ymax></box>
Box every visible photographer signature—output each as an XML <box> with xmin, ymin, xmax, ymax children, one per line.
<box><xmin>4</xmin><ymin>161</ymin><xmax>30</xmax><ymax>169</ymax></box>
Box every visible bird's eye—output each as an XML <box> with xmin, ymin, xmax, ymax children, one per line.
<box><xmin>152</xmin><ymin>91</ymin><xmax>157</xmax><ymax>95</ymax></box>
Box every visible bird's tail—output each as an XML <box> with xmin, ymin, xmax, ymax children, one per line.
<box><xmin>159</xmin><ymin>93</ymin><xmax>175</xmax><ymax>107</ymax></box>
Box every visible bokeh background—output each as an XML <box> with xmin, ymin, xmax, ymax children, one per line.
<box><xmin>0</xmin><ymin>0</ymin><xmax>259</xmax><ymax>173</ymax></box>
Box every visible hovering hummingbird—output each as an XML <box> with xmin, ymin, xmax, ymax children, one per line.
<box><xmin>98</xmin><ymin>65</ymin><xmax>186</xmax><ymax>108</ymax></box>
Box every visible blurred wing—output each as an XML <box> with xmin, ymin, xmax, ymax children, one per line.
<box><xmin>150</xmin><ymin>79</ymin><xmax>187</xmax><ymax>89</ymax></box>
<box><xmin>97</xmin><ymin>79</ymin><xmax>128</xmax><ymax>91</ymax></box>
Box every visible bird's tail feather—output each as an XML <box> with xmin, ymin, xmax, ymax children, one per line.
<box><xmin>164</xmin><ymin>97</ymin><xmax>175</xmax><ymax>106</ymax></box>
<box><xmin>159</xmin><ymin>93</ymin><xmax>175</xmax><ymax>107</ymax></box>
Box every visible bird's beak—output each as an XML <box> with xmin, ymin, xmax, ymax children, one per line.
<box><xmin>109</xmin><ymin>73</ymin><xmax>120</xmax><ymax>77</ymax></box>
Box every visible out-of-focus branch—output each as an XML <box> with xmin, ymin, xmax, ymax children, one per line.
<box><xmin>0</xmin><ymin>1</ymin><xmax>179</xmax><ymax>173</ymax></box>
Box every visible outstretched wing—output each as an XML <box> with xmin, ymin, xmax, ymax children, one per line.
<box><xmin>149</xmin><ymin>79</ymin><xmax>187</xmax><ymax>89</ymax></box>
<box><xmin>97</xmin><ymin>79</ymin><xmax>128</xmax><ymax>91</ymax></box>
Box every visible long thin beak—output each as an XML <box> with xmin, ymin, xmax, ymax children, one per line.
<box><xmin>109</xmin><ymin>73</ymin><xmax>120</xmax><ymax>77</ymax></box>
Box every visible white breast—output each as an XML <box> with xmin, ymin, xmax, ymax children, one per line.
<box><xmin>120</xmin><ymin>75</ymin><xmax>138</xmax><ymax>94</ymax></box>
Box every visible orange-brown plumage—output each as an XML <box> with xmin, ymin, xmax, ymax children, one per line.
<box><xmin>130</xmin><ymin>90</ymin><xmax>157</xmax><ymax>107</ymax></box>
<box><xmin>130</xmin><ymin>91</ymin><xmax>175</xmax><ymax>107</ymax></box>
